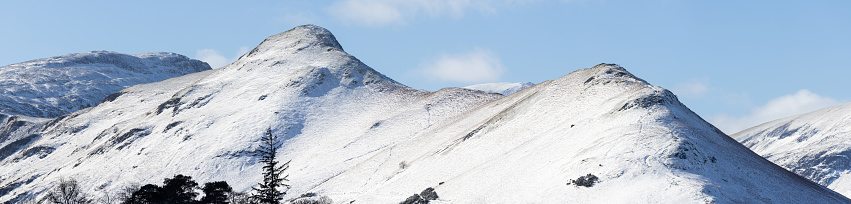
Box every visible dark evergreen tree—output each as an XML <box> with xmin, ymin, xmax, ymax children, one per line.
<box><xmin>251</xmin><ymin>128</ymin><xmax>290</xmax><ymax>204</ymax></box>
<box><xmin>161</xmin><ymin>174</ymin><xmax>199</xmax><ymax>204</ymax></box>
<box><xmin>200</xmin><ymin>181</ymin><xmax>232</xmax><ymax>204</ymax></box>
<box><xmin>125</xmin><ymin>184</ymin><xmax>164</xmax><ymax>204</ymax></box>
<box><xmin>124</xmin><ymin>175</ymin><xmax>199</xmax><ymax>204</ymax></box>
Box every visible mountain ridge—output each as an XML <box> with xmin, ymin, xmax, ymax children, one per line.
<box><xmin>308</xmin><ymin>63</ymin><xmax>846</xmax><ymax>203</ymax></box>
<box><xmin>0</xmin><ymin>51</ymin><xmax>211</xmax><ymax>119</ymax></box>
<box><xmin>463</xmin><ymin>82</ymin><xmax>534</xmax><ymax>96</ymax></box>
<box><xmin>0</xmin><ymin>26</ymin><xmax>846</xmax><ymax>203</ymax></box>
<box><xmin>734</xmin><ymin>102</ymin><xmax>851</xmax><ymax>197</ymax></box>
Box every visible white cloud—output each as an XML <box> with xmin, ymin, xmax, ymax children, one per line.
<box><xmin>196</xmin><ymin>47</ymin><xmax>251</xmax><ymax>69</ymax></box>
<box><xmin>671</xmin><ymin>79</ymin><xmax>709</xmax><ymax>98</ymax></box>
<box><xmin>328</xmin><ymin>0</ymin><xmax>519</xmax><ymax>26</ymax></box>
<box><xmin>235</xmin><ymin>46</ymin><xmax>251</xmax><ymax>60</ymax></box>
<box><xmin>196</xmin><ymin>49</ymin><xmax>228</xmax><ymax>69</ymax></box>
<box><xmin>710</xmin><ymin>89</ymin><xmax>841</xmax><ymax>134</ymax></box>
<box><xmin>420</xmin><ymin>48</ymin><xmax>505</xmax><ymax>83</ymax></box>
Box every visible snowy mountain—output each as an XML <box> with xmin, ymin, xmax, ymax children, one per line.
<box><xmin>0</xmin><ymin>51</ymin><xmax>211</xmax><ymax>119</ymax></box>
<box><xmin>463</xmin><ymin>82</ymin><xmax>534</xmax><ymax>95</ymax></box>
<box><xmin>0</xmin><ymin>25</ymin><xmax>847</xmax><ymax>203</ymax></box>
<box><xmin>734</xmin><ymin>102</ymin><xmax>851</xmax><ymax>197</ymax></box>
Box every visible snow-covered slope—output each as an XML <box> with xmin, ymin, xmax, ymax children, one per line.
<box><xmin>0</xmin><ymin>51</ymin><xmax>211</xmax><ymax>118</ymax></box>
<box><xmin>0</xmin><ymin>25</ymin><xmax>498</xmax><ymax>202</ymax></box>
<box><xmin>0</xmin><ymin>25</ymin><xmax>846</xmax><ymax>203</ymax></box>
<box><xmin>313</xmin><ymin>64</ymin><xmax>847</xmax><ymax>203</ymax></box>
<box><xmin>734</xmin><ymin>102</ymin><xmax>851</xmax><ymax>197</ymax></box>
<box><xmin>464</xmin><ymin>82</ymin><xmax>534</xmax><ymax>96</ymax></box>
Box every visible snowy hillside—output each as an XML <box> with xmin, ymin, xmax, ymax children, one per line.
<box><xmin>734</xmin><ymin>102</ymin><xmax>851</xmax><ymax>197</ymax></box>
<box><xmin>0</xmin><ymin>51</ymin><xmax>211</xmax><ymax>118</ymax></box>
<box><xmin>313</xmin><ymin>64</ymin><xmax>847</xmax><ymax>203</ymax></box>
<box><xmin>0</xmin><ymin>25</ymin><xmax>846</xmax><ymax>203</ymax></box>
<box><xmin>463</xmin><ymin>82</ymin><xmax>534</xmax><ymax>96</ymax></box>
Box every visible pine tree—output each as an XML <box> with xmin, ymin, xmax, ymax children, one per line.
<box><xmin>251</xmin><ymin>128</ymin><xmax>290</xmax><ymax>204</ymax></box>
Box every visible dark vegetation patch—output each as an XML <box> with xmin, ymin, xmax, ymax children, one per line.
<box><xmin>100</xmin><ymin>91</ymin><xmax>125</xmax><ymax>103</ymax></box>
<box><xmin>214</xmin><ymin>149</ymin><xmax>258</xmax><ymax>159</ymax></box>
<box><xmin>618</xmin><ymin>90</ymin><xmax>677</xmax><ymax>111</ymax></box>
<box><xmin>0</xmin><ymin>175</ymin><xmax>39</xmax><ymax>198</ymax></box>
<box><xmin>156</xmin><ymin>97</ymin><xmax>181</xmax><ymax>115</ymax></box>
<box><xmin>0</xmin><ymin>116</ymin><xmax>30</xmax><ymax>138</ymax></box>
<box><xmin>156</xmin><ymin>94</ymin><xmax>214</xmax><ymax>116</ymax></box>
<box><xmin>400</xmin><ymin>187</ymin><xmax>439</xmax><ymax>204</ymax></box>
<box><xmin>18</xmin><ymin>145</ymin><xmax>55</xmax><ymax>160</ymax></box>
<box><xmin>157</xmin><ymin>98</ymin><xmax>180</xmax><ymax>115</ymax></box>
<box><xmin>371</xmin><ymin>121</ymin><xmax>382</xmax><ymax>129</ymax></box>
<box><xmin>93</xmin><ymin>126</ymin><xmax>120</xmax><ymax>141</ymax></box>
<box><xmin>667</xmin><ymin>140</ymin><xmax>719</xmax><ymax>170</ymax></box>
<box><xmin>164</xmin><ymin>121</ymin><xmax>183</xmax><ymax>133</ymax></box>
<box><xmin>584</xmin><ymin>76</ymin><xmax>595</xmax><ymax>84</ymax></box>
<box><xmin>605</xmin><ymin>69</ymin><xmax>628</xmax><ymax>78</ymax></box>
<box><xmin>90</xmin><ymin>128</ymin><xmax>151</xmax><ymax>156</ymax></box>
<box><xmin>114</xmin><ymin>128</ymin><xmax>151</xmax><ymax>150</ymax></box>
<box><xmin>0</xmin><ymin>134</ymin><xmax>38</xmax><ymax>161</ymax></box>
<box><xmin>41</xmin><ymin>115</ymin><xmax>70</xmax><ymax>131</ymax></box>
<box><xmin>568</xmin><ymin>174</ymin><xmax>599</xmax><ymax>187</ymax></box>
<box><xmin>790</xmin><ymin>149</ymin><xmax>851</xmax><ymax>186</ymax></box>
<box><xmin>463</xmin><ymin>126</ymin><xmax>485</xmax><ymax>141</ymax></box>
<box><xmin>292</xmin><ymin>192</ymin><xmax>333</xmax><ymax>204</ymax></box>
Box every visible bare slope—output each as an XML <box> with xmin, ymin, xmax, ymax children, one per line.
<box><xmin>734</xmin><ymin>102</ymin><xmax>851</xmax><ymax>197</ymax></box>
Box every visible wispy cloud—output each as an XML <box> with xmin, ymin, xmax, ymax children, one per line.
<box><xmin>195</xmin><ymin>49</ymin><xmax>229</xmax><ymax>69</ymax></box>
<box><xmin>328</xmin><ymin>0</ymin><xmax>525</xmax><ymax>26</ymax></box>
<box><xmin>710</xmin><ymin>89</ymin><xmax>842</xmax><ymax>134</ymax></box>
<box><xmin>420</xmin><ymin>48</ymin><xmax>505</xmax><ymax>83</ymax></box>
<box><xmin>235</xmin><ymin>46</ymin><xmax>251</xmax><ymax>60</ymax></box>
<box><xmin>670</xmin><ymin>78</ymin><xmax>709</xmax><ymax>98</ymax></box>
<box><xmin>195</xmin><ymin>47</ymin><xmax>252</xmax><ymax>69</ymax></box>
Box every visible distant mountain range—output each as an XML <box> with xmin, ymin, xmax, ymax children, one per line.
<box><xmin>0</xmin><ymin>25</ymin><xmax>846</xmax><ymax>203</ymax></box>
<box><xmin>0</xmin><ymin>51</ymin><xmax>211</xmax><ymax>119</ymax></box>
<box><xmin>735</xmin><ymin>102</ymin><xmax>851</xmax><ymax>197</ymax></box>
<box><xmin>464</xmin><ymin>82</ymin><xmax>534</xmax><ymax>96</ymax></box>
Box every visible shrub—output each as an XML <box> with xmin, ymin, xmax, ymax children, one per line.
<box><xmin>399</xmin><ymin>187</ymin><xmax>439</xmax><ymax>204</ymax></box>
<box><xmin>568</xmin><ymin>174</ymin><xmax>599</xmax><ymax>187</ymax></box>
<box><xmin>45</xmin><ymin>178</ymin><xmax>90</xmax><ymax>204</ymax></box>
<box><xmin>290</xmin><ymin>196</ymin><xmax>333</xmax><ymax>204</ymax></box>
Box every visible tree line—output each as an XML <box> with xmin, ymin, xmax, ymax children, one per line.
<box><xmin>27</xmin><ymin>128</ymin><xmax>319</xmax><ymax>204</ymax></box>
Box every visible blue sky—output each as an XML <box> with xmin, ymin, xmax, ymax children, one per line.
<box><xmin>1</xmin><ymin>0</ymin><xmax>849</xmax><ymax>134</ymax></box>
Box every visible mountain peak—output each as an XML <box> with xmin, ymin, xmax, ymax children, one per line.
<box><xmin>582</xmin><ymin>63</ymin><xmax>648</xmax><ymax>86</ymax></box>
<box><xmin>239</xmin><ymin>25</ymin><xmax>343</xmax><ymax>61</ymax></box>
<box><xmin>216</xmin><ymin>25</ymin><xmax>400</xmax><ymax>94</ymax></box>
